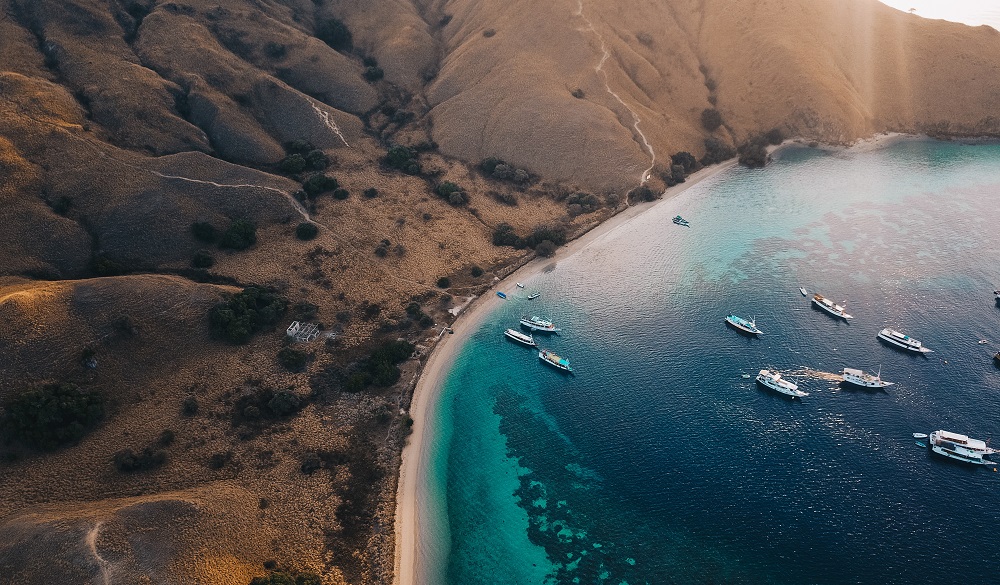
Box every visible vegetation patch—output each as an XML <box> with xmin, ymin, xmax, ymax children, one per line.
<box><xmin>192</xmin><ymin>249</ymin><xmax>215</xmax><ymax>268</ymax></box>
<box><xmin>277</xmin><ymin>347</ymin><xmax>309</xmax><ymax>372</ymax></box>
<box><xmin>700</xmin><ymin>108</ymin><xmax>723</xmax><ymax>132</ymax></box>
<box><xmin>113</xmin><ymin>430</ymin><xmax>173</xmax><ymax>472</ymax></box>
<box><xmin>219</xmin><ymin>219</ymin><xmax>257</xmax><ymax>250</ymax></box>
<box><xmin>232</xmin><ymin>387</ymin><xmax>304</xmax><ymax>427</ymax></box>
<box><xmin>302</xmin><ymin>174</ymin><xmax>339</xmax><ymax>197</ymax></box>
<box><xmin>250</xmin><ymin>570</ymin><xmax>322</xmax><ymax>585</ymax></box>
<box><xmin>434</xmin><ymin>181</ymin><xmax>467</xmax><ymax>206</ymax></box>
<box><xmin>384</xmin><ymin>145</ymin><xmax>421</xmax><ymax>175</ymax></box>
<box><xmin>295</xmin><ymin>222</ymin><xmax>318</xmax><ymax>241</ymax></box>
<box><xmin>316</xmin><ymin>18</ymin><xmax>352</xmax><ymax>52</ymax></box>
<box><xmin>2</xmin><ymin>383</ymin><xmax>104</xmax><ymax>450</ymax></box>
<box><xmin>209</xmin><ymin>287</ymin><xmax>288</xmax><ymax>344</ymax></box>
<box><xmin>192</xmin><ymin>221</ymin><xmax>218</xmax><ymax>243</ymax></box>
<box><xmin>701</xmin><ymin>137</ymin><xmax>736</xmax><ymax>166</ymax></box>
<box><xmin>479</xmin><ymin>157</ymin><xmax>530</xmax><ymax>184</ymax></box>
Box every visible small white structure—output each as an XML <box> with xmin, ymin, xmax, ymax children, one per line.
<box><xmin>286</xmin><ymin>321</ymin><xmax>320</xmax><ymax>343</ymax></box>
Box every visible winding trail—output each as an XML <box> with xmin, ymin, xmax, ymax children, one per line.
<box><xmin>308</xmin><ymin>99</ymin><xmax>351</xmax><ymax>148</ymax></box>
<box><xmin>573</xmin><ymin>0</ymin><xmax>656</xmax><ymax>188</ymax></box>
<box><xmin>85</xmin><ymin>521</ymin><xmax>112</xmax><ymax>585</ymax></box>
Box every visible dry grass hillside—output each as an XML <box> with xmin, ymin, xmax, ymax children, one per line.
<box><xmin>1</xmin><ymin>0</ymin><xmax>998</xmax><ymax>583</ymax></box>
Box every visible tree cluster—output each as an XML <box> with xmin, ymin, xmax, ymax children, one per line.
<box><xmin>341</xmin><ymin>340</ymin><xmax>415</xmax><ymax>392</ymax></box>
<box><xmin>479</xmin><ymin>158</ymin><xmax>530</xmax><ymax>184</ymax></box>
<box><xmin>384</xmin><ymin>145</ymin><xmax>421</xmax><ymax>175</ymax></box>
<box><xmin>250</xmin><ymin>571</ymin><xmax>321</xmax><ymax>585</ymax></box>
<box><xmin>316</xmin><ymin>18</ymin><xmax>352</xmax><ymax>52</ymax></box>
<box><xmin>209</xmin><ymin>286</ymin><xmax>288</xmax><ymax>344</ymax></box>
<box><xmin>434</xmin><ymin>181</ymin><xmax>468</xmax><ymax>206</ymax></box>
<box><xmin>233</xmin><ymin>388</ymin><xmax>304</xmax><ymax>426</ymax></box>
<box><xmin>2</xmin><ymin>383</ymin><xmax>104</xmax><ymax>450</ymax></box>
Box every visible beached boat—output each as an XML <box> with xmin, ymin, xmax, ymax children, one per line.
<box><xmin>799</xmin><ymin>287</ymin><xmax>808</xmax><ymax>296</ymax></box>
<box><xmin>527</xmin><ymin>293</ymin><xmax>540</xmax><ymax>300</ymax></box>
<box><xmin>755</xmin><ymin>369</ymin><xmax>808</xmax><ymax>398</ymax></box>
<box><xmin>672</xmin><ymin>215</ymin><xmax>690</xmax><ymax>227</ymax></box>
<box><xmin>520</xmin><ymin>315</ymin><xmax>561</xmax><ymax>333</ymax></box>
<box><xmin>927</xmin><ymin>430</ymin><xmax>998</xmax><ymax>466</ymax></box>
<box><xmin>842</xmin><ymin>367</ymin><xmax>894</xmax><ymax>389</ymax></box>
<box><xmin>504</xmin><ymin>328</ymin><xmax>536</xmax><ymax>347</ymax></box>
<box><xmin>516</xmin><ymin>282</ymin><xmax>525</xmax><ymax>288</ymax></box>
<box><xmin>811</xmin><ymin>293</ymin><xmax>853</xmax><ymax>320</ymax></box>
<box><xmin>724</xmin><ymin>314</ymin><xmax>762</xmax><ymax>336</ymax></box>
<box><xmin>877</xmin><ymin>328</ymin><xmax>932</xmax><ymax>353</ymax></box>
<box><xmin>496</xmin><ymin>291</ymin><xmax>507</xmax><ymax>299</ymax></box>
<box><xmin>539</xmin><ymin>349</ymin><xmax>573</xmax><ymax>373</ymax></box>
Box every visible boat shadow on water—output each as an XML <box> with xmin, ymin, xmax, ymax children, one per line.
<box><xmin>926</xmin><ymin>449</ymin><xmax>995</xmax><ymax>472</ymax></box>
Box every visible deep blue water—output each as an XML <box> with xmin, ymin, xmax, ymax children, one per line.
<box><xmin>421</xmin><ymin>140</ymin><xmax>1000</xmax><ymax>584</ymax></box>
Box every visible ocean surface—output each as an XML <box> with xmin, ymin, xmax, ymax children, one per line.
<box><xmin>419</xmin><ymin>139</ymin><xmax>1000</xmax><ymax>584</ymax></box>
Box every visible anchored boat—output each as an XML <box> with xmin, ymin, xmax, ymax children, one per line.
<box><xmin>811</xmin><ymin>293</ymin><xmax>853</xmax><ymax>320</ymax></box>
<box><xmin>527</xmin><ymin>293</ymin><xmax>540</xmax><ymax>300</ymax></box>
<box><xmin>496</xmin><ymin>291</ymin><xmax>507</xmax><ymax>299</ymax></box>
<box><xmin>755</xmin><ymin>369</ymin><xmax>808</xmax><ymax>398</ymax></box>
<box><xmin>539</xmin><ymin>349</ymin><xmax>573</xmax><ymax>373</ymax></box>
<box><xmin>877</xmin><ymin>328</ymin><xmax>932</xmax><ymax>353</ymax></box>
<box><xmin>927</xmin><ymin>430</ymin><xmax>998</xmax><ymax>466</ymax></box>
<box><xmin>842</xmin><ymin>367</ymin><xmax>894</xmax><ymax>389</ymax></box>
<box><xmin>724</xmin><ymin>314</ymin><xmax>762</xmax><ymax>336</ymax></box>
<box><xmin>520</xmin><ymin>315</ymin><xmax>561</xmax><ymax>333</ymax></box>
<box><xmin>504</xmin><ymin>328</ymin><xmax>536</xmax><ymax>347</ymax></box>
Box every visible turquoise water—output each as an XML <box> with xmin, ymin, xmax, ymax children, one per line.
<box><xmin>421</xmin><ymin>139</ymin><xmax>1000</xmax><ymax>584</ymax></box>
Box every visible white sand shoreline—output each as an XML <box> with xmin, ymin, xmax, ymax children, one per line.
<box><xmin>391</xmin><ymin>156</ymin><xmax>738</xmax><ymax>585</ymax></box>
<box><xmin>391</xmin><ymin>132</ymin><xmax>924</xmax><ymax>585</ymax></box>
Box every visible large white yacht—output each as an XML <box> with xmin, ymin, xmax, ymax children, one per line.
<box><xmin>755</xmin><ymin>369</ymin><xmax>808</xmax><ymax>398</ymax></box>
<box><xmin>520</xmin><ymin>315</ymin><xmax>561</xmax><ymax>333</ymax></box>
<box><xmin>811</xmin><ymin>293</ymin><xmax>853</xmax><ymax>320</ymax></box>
<box><xmin>927</xmin><ymin>430</ymin><xmax>998</xmax><ymax>465</ymax></box>
<box><xmin>842</xmin><ymin>367</ymin><xmax>893</xmax><ymax>389</ymax></box>
<box><xmin>724</xmin><ymin>314</ymin><xmax>762</xmax><ymax>336</ymax></box>
<box><xmin>877</xmin><ymin>328</ymin><xmax>932</xmax><ymax>353</ymax></box>
<box><xmin>503</xmin><ymin>328</ymin><xmax>536</xmax><ymax>347</ymax></box>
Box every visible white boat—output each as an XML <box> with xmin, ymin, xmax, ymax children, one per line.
<box><xmin>724</xmin><ymin>314</ymin><xmax>762</xmax><ymax>335</ymax></box>
<box><xmin>928</xmin><ymin>430</ymin><xmax>998</xmax><ymax>466</ymax></box>
<box><xmin>516</xmin><ymin>282</ymin><xmax>525</xmax><ymax>288</ymax></box>
<box><xmin>520</xmin><ymin>315</ymin><xmax>561</xmax><ymax>333</ymax></box>
<box><xmin>842</xmin><ymin>367</ymin><xmax>894</xmax><ymax>389</ymax></box>
<box><xmin>527</xmin><ymin>293</ymin><xmax>540</xmax><ymax>300</ymax></box>
<box><xmin>539</xmin><ymin>349</ymin><xmax>573</xmax><ymax>373</ymax></box>
<box><xmin>755</xmin><ymin>369</ymin><xmax>808</xmax><ymax>398</ymax></box>
<box><xmin>504</xmin><ymin>328</ymin><xmax>536</xmax><ymax>347</ymax></box>
<box><xmin>811</xmin><ymin>293</ymin><xmax>853</xmax><ymax>320</ymax></box>
<box><xmin>799</xmin><ymin>287</ymin><xmax>808</xmax><ymax>296</ymax></box>
<box><xmin>877</xmin><ymin>328</ymin><xmax>932</xmax><ymax>353</ymax></box>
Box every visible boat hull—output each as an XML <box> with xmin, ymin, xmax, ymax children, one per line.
<box><xmin>724</xmin><ymin>318</ymin><xmax>761</xmax><ymax>336</ymax></box>
<box><xmin>539</xmin><ymin>351</ymin><xmax>573</xmax><ymax>373</ymax></box>
<box><xmin>877</xmin><ymin>331</ymin><xmax>931</xmax><ymax>353</ymax></box>
<box><xmin>811</xmin><ymin>297</ymin><xmax>852</xmax><ymax>320</ymax></box>
<box><xmin>504</xmin><ymin>330</ymin><xmax>536</xmax><ymax>347</ymax></box>
<box><xmin>930</xmin><ymin>445</ymin><xmax>996</xmax><ymax>466</ymax></box>
<box><xmin>755</xmin><ymin>378</ymin><xmax>805</xmax><ymax>398</ymax></box>
<box><xmin>841</xmin><ymin>369</ymin><xmax>893</xmax><ymax>389</ymax></box>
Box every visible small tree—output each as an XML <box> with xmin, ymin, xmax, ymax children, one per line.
<box><xmin>278</xmin><ymin>347</ymin><xmax>309</xmax><ymax>372</ymax></box>
<box><xmin>3</xmin><ymin>383</ymin><xmax>105</xmax><ymax>450</ymax></box>
<box><xmin>219</xmin><ymin>219</ymin><xmax>257</xmax><ymax>250</ymax></box>
<box><xmin>295</xmin><ymin>222</ymin><xmax>319</xmax><ymax>241</ymax></box>
<box><xmin>700</xmin><ymin>108</ymin><xmax>723</xmax><ymax>132</ymax></box>
<box><xmin>302</xmin><ymin>174</ymin><xmax>338</xmax><ymax>197</ymax></box>
<box><xmin>316</xmin><ymin>18</ymin><xmax>352</xmax><ymax>52</ymax></box>
<box><xmin>436</xmin><ymin>277</ymin><xmax>451</xmax><ymax>289</ymax></box>
<box><xmin>279</xmin><ymin>154</ymin><xmax>307</xmax><ymax>174</ymax></box>
<box><xmin>535</xmin><ymin>240</ymin><xmax>557</xmax><ymax>257</ymax></box>
<box><xmin>332</xmin><ymin>188</ymin><xmax>350</xmax><ymax>200</ymax></box>
<box><xmin>363</xmin><ymin>187</ymin><xmax>379</xmax><ymax>199</ymax></box>
<box><xmin>363</xmin><ymin>66</ymin><xmax>384</xmax><ymax>82</ymax></box>
<box><xmin>305</xmin><ymin>150</ymin><xmax>329</xmax><ymax>170</ymax></box>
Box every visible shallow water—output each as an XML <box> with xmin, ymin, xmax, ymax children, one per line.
<box><xmin>423</xmin><ymin>139</ymin><xmax>1000</xmax><ymax>584</ymax></box>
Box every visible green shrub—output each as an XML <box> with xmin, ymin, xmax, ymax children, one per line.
<box><xmin>535</xmin><ymin>240</ymin><xmax>557</xmax><ymax>257</ymax></box>
<box><xmin>670</xmin><ymin>152</ymin><xmax>700</xmax><ymax>174</ymax></box>
<box><xmin>192</xmin><ymin>221</ymin><xmax>218</xmax><ymax>243</ymax></box>
<box><xmin>250</xmin><ymin>571</ymin><xmax>322</xmax><ymax>585</ymax></box>
<box><xmin>192</xmin><ymin>249</ymin><xmax>215</xmax><ymax>268</ymax></box>
<box><xmin>363</xmin><ymin>66</ymin><xmax>384</xmax><ymax>82</ymax></box>
<box><xmin>701</xmin><ymin>137</ymin><xmax>736</xmax><ymax>166</ymax></box>
<box><xmin>470</xmin><ymin>265</ymin><xmax>484</xmax><ymax>277</ymax></box>
<box><xmin>296</xmin><ymin>222</ymin><xmax>319</xmax><ymax>240</ymax></box>
<box><xmin>701</xmin><ymin>108</ymin><xmax>723</xmax><ymax>132</ymax></box>
<box><xmin>363</xmin><ymin>56</ymin><xmax>378</xmax><ymax>67</ymax></box>
<box><xmin>384</xmin><ymin>146</ymin><xmax>420</xmax><ymax>175</ymax></box>
<box><xmin>218</xmin><ymin>219</ymin><xmax>257</xmax><ymax>250</ymax></box>
<box><xmin>738</xmin><ymin>140</ymin><xmax>769</xmax><ymax>168</ymax></box>
<box><xmin>114</xmin><ymin>446</ymin><xmax>167</xmax><ymax>472</ymax></box>
<box><xmin>479</xmin><ymin>157</ymin><xmax>503</xmax><ymax>175</ymax></box>
<box><xmin>571</xmin><ymin>88</ymin><xmax>585</xmax><ymax>99</ymax></box>
<box><xmin>284</xmin><ymin>139</ymin><xmax>314</xmax><ymax>155</ymax></box>
<box><xmin>436</xmin><ymin>276</ymin><xmax>450</xmax><ymax>289</ymax></box>
<box><xmin>332</xmin><ymin>188</ymin><xmax>350</xmax><ymax>200</ymax></box>
<box><xmin>435</xmin><ymin>181</ymin><xmax>466</xmax><ymax>206</ymax></box>
<box><xmin>305</xmin><ymin>150</ymin><xmax>329</xmax><ymax>170</ymax></box>
<box><xmin>566</xmin><ymin>192</ymin><xmax>601</xmax><ymax>214</ymax></box>
<box><xmin>279</xmin><ymin>154</ymin><xmax>307</xmax><ymax>174</ymax></box>
<box><xmin>765</xmin><ymin>127</ymin><xmax>785</xmax><ymax>145</ymax></box>
<box><xmin>363</xmin><ymin>187</ymin><xmax>379</xmax><ymax>199</ymax></box>
<box><xmin>3</xmin><ymin>383</ymin><xmax>104</xmax><ymax>450</ymax></box>
<box><xmin>278</xmin><ymin>347</ymin><xmax>309</xmax><ymax>372</ymax></box>
<box><xmin>302</xmin><ymin>174</ymin><xmax>338</xmax><ymax>197</ymax></box>
<box><xmin>209</xmin><ymin>287</ymin><xmax>288</xmax><ymax>344</ymax></box>
<box><xmin>492</xmin><ymin>222</ymin><xmax>523</xmax><ymax>248</ymax></box>
<box><xmin>316</xmin><ymin>18</ymin><xmax>352</xmax><ymax>52</ymax></box>
<box><xmin>182</xmin><ymin>396</ymin><xmax>199</xmax><ymax>415</ymax></box>
<box><xmin>524</xmin><ymin>224</ymin><xmax>567</xmax><ymax>248</ymax></box>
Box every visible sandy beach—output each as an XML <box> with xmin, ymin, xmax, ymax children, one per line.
<box><xmin>391</xmin><ymin>157</ymin><xmax>739</xmax><ymax>585</ymax></box>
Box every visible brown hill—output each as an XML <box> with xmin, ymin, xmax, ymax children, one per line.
<box><xmin>1</xmin><ymin>0</ymin><xmax>998</xmax><ymax>583</ymax></box>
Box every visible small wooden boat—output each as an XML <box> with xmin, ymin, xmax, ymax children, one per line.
<box><xmin>516</xmin><ymin>282</ymin><xmax>525</xmax><ymax>288</ymax></box>
<box><xmin>799</xmin><ymin>287</ymin><xmax>808</xmax><ymax>296</ymax></box>
<box><xmin>527</xmin><ymin>293</ymin><xmax>540</xmax><ymax>300</ymax></box>
<box><xmin>496</xmin><ymin>291</ymin><xmax>507</xmax><ymax>299</ymax></box>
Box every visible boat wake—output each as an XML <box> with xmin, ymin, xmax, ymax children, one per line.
<box><xmin>787</xmin><ymin>367</ymin><xmax>843</xmax><ymax>383</ymax></box>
